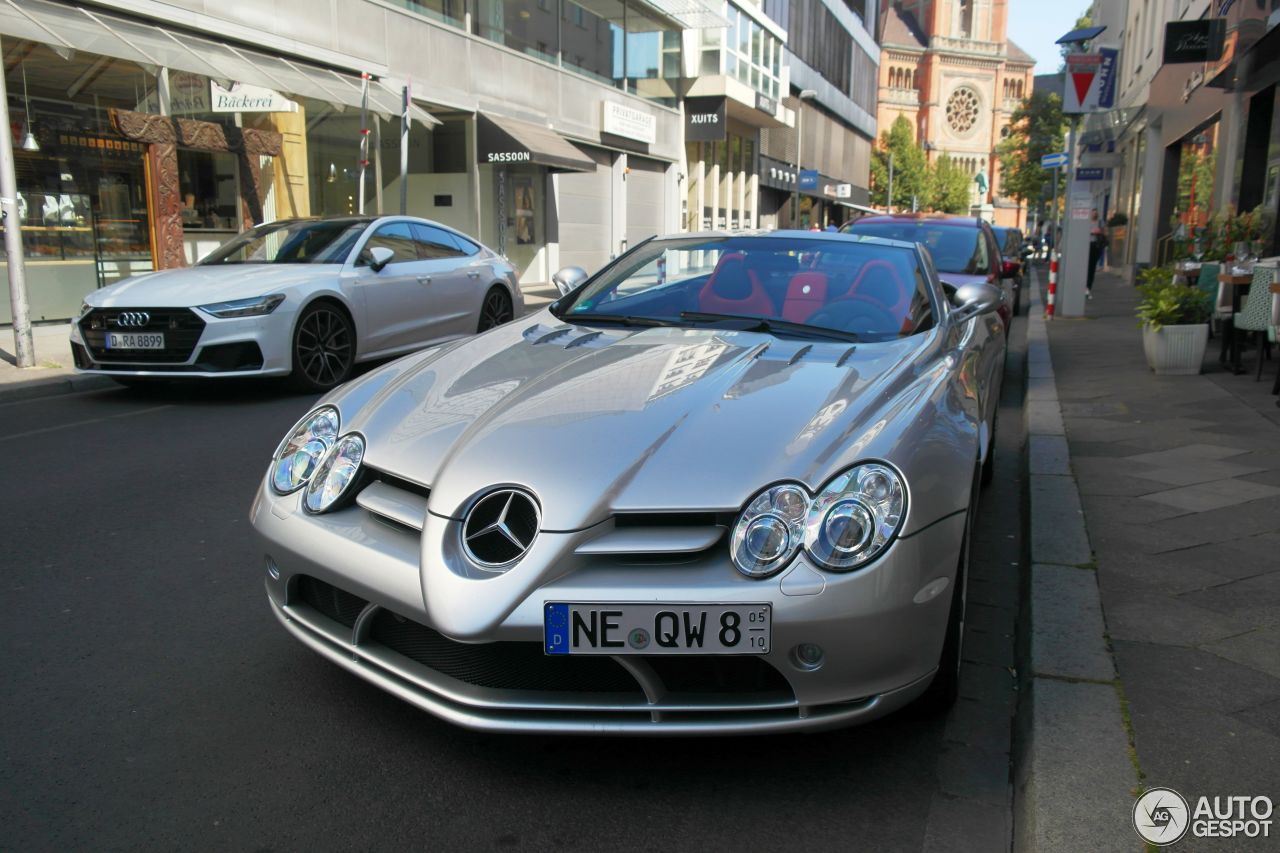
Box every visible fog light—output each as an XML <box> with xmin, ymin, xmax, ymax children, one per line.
<box><xmin>265</xmin><ymin>555</ymin><xmax>280</xmax><ymax>580</ymax></box>
<box><xmin>791</xmin><ymin>642</ymin><xmax>824</xmax><ymax>670</ymax></box>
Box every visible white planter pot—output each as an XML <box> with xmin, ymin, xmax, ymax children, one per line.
<box><xmin>1143</xmin><ymin>323</ymin><xmax>1209</xmax><ymax>375</ymax></box>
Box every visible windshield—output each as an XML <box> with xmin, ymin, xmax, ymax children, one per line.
<box><xmin>199</xmin><ymin>220</ymin><xmax>367</xmax><ymax>265</ymax></box>
<box><xmin>556</xmin><ymin>234</ymin><xmax>938</xmax><ymax>341</ymax></box>
<box><xmin>845</xmin><ymin>221</ymin><xmax>988</xmax><ymax>276</ymax></box>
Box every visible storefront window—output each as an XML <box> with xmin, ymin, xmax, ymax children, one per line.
<box><xmin>179</xmin><ymin>150</ymin><xmax>240</xmax><ymax>232</ymax></box>
<box><xmin>1</xmin><ymin>41</ymin><xmax>154</xmax><ymax>323</ymax></box>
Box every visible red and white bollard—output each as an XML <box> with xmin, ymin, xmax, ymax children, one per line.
<box><xmin>1046</xmin><ymin>252</ymin><xmax>1058</xmax><ymax>319</ymax></box>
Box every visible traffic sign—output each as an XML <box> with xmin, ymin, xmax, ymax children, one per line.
<box><xmin>798</xmin><ymin>169</ymin><xmax>819</xmax><ymax>190</ymax></box>
<box><xmin>1064</xmin><ymin>53</ymin><xmax>1103</xmax><ymax>113</ymax></box>
<box><xmin>1041</xmin><ymin>152</ymin><xmax>1069</xmax><ymax>169</ymax></box>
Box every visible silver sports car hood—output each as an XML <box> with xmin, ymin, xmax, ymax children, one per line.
<box><xmin>332</xmin><ymin>310</ymin><xmax>948</xmax><ymax>533</ymax></box>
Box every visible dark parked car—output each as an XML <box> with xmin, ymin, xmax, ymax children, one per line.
<box><xmin>842</xmin><ymin>214</ymin><xmax>1014</xmax><ymax>331</ymax></box>
<box><xmin>991</xmin><ymin>226</ymin><xmax>1026</xmax><ymax>316</ymax></box>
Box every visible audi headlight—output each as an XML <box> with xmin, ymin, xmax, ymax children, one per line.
<box><xmin>271</xmin><ymin>406</ymin><xmax>339</xmax><ymax>494</ymax></box>
<box><xmin>730</xmin><ymin>483</ymin><xmax>809</xmax><ymax>577</ymax></box>
<box><xmin>199</xmin><ymin>294</ymin><xmax>285</xmax><ymax>318</ymax></box>
<box><xmin>804</xmin><ymin>462</ymin><xmax>906</xmax><ymax>571</ymax></box>
<box><xmin>304</xmin><ymin>434</ymin><xmax>365</xmax><ymax>513</ymax></box>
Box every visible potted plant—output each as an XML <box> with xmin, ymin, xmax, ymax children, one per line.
<box><xmin>1136</xmin><ymin>267</ymin><xmax>1213</xmax><ymax>374</ymax></box>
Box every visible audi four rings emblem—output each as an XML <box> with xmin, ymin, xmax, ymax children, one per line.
<box><xmin>113</xmin><ymin>312</ymin><xmax>151</xmax><ymax>327</ymax></box>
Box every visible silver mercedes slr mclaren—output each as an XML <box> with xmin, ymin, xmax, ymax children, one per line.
<box><xmin>251</xmin><ymin>230</ymin><xmax>1007</xmax><ymax>735</ymax></box>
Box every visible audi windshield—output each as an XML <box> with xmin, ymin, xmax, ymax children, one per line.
<box><xmin>554</xmin><ymin>234</ymin><xmax>939</xmax><ymax>342</ymax></box>
<box><xmin>200</xmin><ymin>219</ymin><xmax>368</xmax><ymax>265</ymax></box>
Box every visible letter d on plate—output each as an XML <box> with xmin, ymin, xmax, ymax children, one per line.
<box><xmin>544</xmin><ymin>603</ymin><xmax>570</xmax><ymax>655</ymax></box>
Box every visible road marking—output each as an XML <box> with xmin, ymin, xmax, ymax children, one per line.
<box><xmin>0</xmin><ymin>405</ymin><xmax>174</xmax><ymax>440</ymax></box>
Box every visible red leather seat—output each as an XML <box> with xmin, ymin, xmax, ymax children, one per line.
<box><xmin>847</xmin><ymin>259</ymin><xmax>912</xmax><ymax>319</ymax></box>
<box><xmin>698</xmin><ymin>253</ymin><xmax>775</xmax><ymax>315</ymax></box>
<box><xmin>781</xmin><ymin>272</ymin><xmax>828</xmax><ymax>323</ymax></box>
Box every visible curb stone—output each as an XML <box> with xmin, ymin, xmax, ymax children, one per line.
<box><xmin>1012</xmin><ymin>267</ymin><xmax>1140</xmax><ymax>853</ymax></box>
<box><xmin>0</xmin><ymin>373</ymin><xmax>115</xmax><ymax>404</ymax></box>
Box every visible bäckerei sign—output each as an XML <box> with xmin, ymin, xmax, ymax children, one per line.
<box><xmin>211</xmin><ymin>81</ymin><xmax>299</xmax><ymax>113</ymax></box>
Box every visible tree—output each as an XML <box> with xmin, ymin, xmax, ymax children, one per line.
<box><xmin>996</xmin><ymin>91</ymin><xmax>1067</xmax><ymax>209</ymax></box>
<box><xmin>929</xmin><ymin>155</ymin><xmax>971</xmax><ymax>213</ymax></box>
<box><xmin>870</xmin><ymin>115</ymin><xmax>930</xmax><ymax>211</ymax></box>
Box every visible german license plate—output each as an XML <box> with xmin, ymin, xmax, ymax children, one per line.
<box><xmin>543</xmin><ymin>603</ymin><xmax>771</xmax><ymax>655</ymax></box>
<box><xmin>105</xmin><ymin>332</ymin><xmax>164</xmax><ymax>350</ymax></box>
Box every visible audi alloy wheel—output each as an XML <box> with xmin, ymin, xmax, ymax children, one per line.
<box><xmin>478</xmin><ymin>287</ymin><xmax>514</xmax><ymax>332</ymax></box>
<box><xmin>290</xmin><ymin>303</ymin><xmax>355</xmax><ymax>392</ymax></box>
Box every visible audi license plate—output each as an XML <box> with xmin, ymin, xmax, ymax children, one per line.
<box><xmin>105</xmin><ymin>332</ymin><xmax>164</xmax><ymax>350</ymax></box>
<box><xmin>543</xmin><ymin>603</ymin><xmax>770</xmax><ymax>655</ymax></box>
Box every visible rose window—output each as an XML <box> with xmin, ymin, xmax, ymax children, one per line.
<box><xmin>946</xmin><ymin>87</ymin><xmax>980</xmax><ymax>135</ymax></box>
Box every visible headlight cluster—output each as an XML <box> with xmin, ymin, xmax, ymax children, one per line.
<box><xmin>730</xmin><ymin>462</ymin><xmax>906</xmax><ymax>578</ymax></box>
<box><xmin>200</xmin><ymin>294</ymin><xmax>285</xmax><ymax>318</ymax></box>
<box><xmin>270</xmin><ymin>406</ymin><xmax>365</xmax><ymax>513</ymax></box>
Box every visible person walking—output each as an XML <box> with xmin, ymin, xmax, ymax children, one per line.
<box><xmin>1087</xmin><ymin>209</ymin><xmax>1107</xmax><ymax>300</ymax></box>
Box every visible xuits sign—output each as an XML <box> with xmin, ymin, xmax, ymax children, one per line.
<box><xmin>685</xmin><ymin>97</ymin><xmax>726</xmax><ymax>142</ymax></box>
<box><xmin>1163</xmin><ymin>19</ymin><xmax>1226</xmax><ymax>64</ymax></box>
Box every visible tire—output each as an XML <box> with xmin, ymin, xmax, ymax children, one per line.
<box><xmin>910</xmin><ymin>471</ymin><xmax>977</xmax><ymax>715</ymax></box>
<box><xmin>289</xmin><ymin>302</ymin><xmax>355</xmax><ymax>392</ymax></box>
<box><xmin>478</xmin><ymin>287</ymin><xmax>514</xmax><ymax>332</ymax></box>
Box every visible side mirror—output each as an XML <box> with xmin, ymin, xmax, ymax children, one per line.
<box><xmin>552</xmin><ymin>265</ymin><xmax>589</xmax><ymax>296</ymax></box>
<box><xmin>951</xmin><ymin>281</ymin><xmax>1002</xmax><ymax>323</ymax></box>
<box><xmin>368</xmin><ymin>246</ymin><xmax>395</xmax><ymax>272</ymax></box>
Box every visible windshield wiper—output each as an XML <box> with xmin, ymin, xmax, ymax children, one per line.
<box><xmin>563</xmin><ymin>312</ymin><xmax>679</xmax><ymax>328</ymax></box>
<box><xmin>679</xmin><ymin>311</ymin><xmax>860</xmax><ymax>342</ymax></box>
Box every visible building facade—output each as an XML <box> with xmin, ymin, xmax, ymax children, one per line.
<box><xmin>679</xmin><ymin>0</ymin><xmax>880</xmax><ymax>234</ymax></box>
<box><xmin>875</xmin><ymin>0</ymin><xmax>1034</xmax><ymax>226</ymax></box>
<box><xmin>0</xmin><ymin>0</ymin><xmax>716</xmax><ymax>323</ymax></box>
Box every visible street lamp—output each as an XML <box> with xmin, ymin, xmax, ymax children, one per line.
<box><xmin>792</xmin><ymin>89</ymin><xmax>817</xmax><ymax>228</ymax></box>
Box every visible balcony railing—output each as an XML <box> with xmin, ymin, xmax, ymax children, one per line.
<box><xmin>881</xmin><ymin>89</ymin><xmax>920</xmax><ymax>106</ymax></box>
<box><xmin>930</xmin><ymin>36</ymin><xmax>1003</xmax><ymax>57</ymax></box>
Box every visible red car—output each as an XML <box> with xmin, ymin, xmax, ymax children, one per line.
<box><xmin>842</xmin><ymin>214</ymin><xmax>1015</xmax><ymax>331</ymax></box>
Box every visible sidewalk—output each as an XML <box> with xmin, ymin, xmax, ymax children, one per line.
<box><xmin>1043</xmin><ymin>269</ymin><xmax>1280</xmax><ymax>842</ymax></box>
<box><xmin>0</xmin><ymin>322</ymin><xmax>108</xmax><ymax>402</ymax></box>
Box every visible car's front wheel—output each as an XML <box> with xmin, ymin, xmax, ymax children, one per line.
<box><xmin>478</xmin><ymin>287</ymin><xmax>514</xmax><ymax>332</ymax></box>
<box><xmin>289</xmin><ymin>302</ymin><xmax>355</xmax><ymax>392</ymax></box>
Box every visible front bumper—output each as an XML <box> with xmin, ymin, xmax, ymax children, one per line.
<box><xmin>252</xmin><ymin>481</ymin><xmax>966</xmax><ymax>735</ymax></box>
<box><xmin>70</xmin><ymin>310</ymin><xmax>292</xmax><ymax>377</ymax></box>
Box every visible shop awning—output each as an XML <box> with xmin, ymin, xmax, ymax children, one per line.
<box><xmin>0</xmin><ymin>0</ymin><xmax>438</xmax><ymax>125</ymax></box>
<box><xmin>477</xmin><ymin>113</ymin><xmax>595</xmax><ymax>172</ymax></box>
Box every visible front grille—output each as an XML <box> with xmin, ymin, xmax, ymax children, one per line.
<box><xmin>297</xmin><ymin>576</ymin><xmax>368</xmax><ymax>628</ymax></box>
<box><xmin>80</xmin><ymin>308</ymin><xmax>205</xmax><ymax>363</ymax></box>
<box><xmin>644</xmin><ymin>655</ymin><xmax>792</xmax><ymax>696</ymax></box>
<box><xmin>370</xmin><ymin>609</ymin><xmax>643</xmax><ymax>695</ymax></box>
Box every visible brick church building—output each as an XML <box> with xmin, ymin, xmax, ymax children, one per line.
<box><xmin>877</xmin><ymin>0</ymin><xmax>1036</xmax><ymax>227</ymax></box>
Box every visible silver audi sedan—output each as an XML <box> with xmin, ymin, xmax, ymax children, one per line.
<box><xmin>71</xmin><ymin>216</ymin><xmax>522</xmax><ymax>391</ymax></box>
<box><xmin>252</xmin><ymin>230</ymin><xmax>1007</xmax><ymax>734</ymax></box>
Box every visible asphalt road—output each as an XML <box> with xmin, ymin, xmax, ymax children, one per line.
<box><xmin>1</xmin><ymin>317</ymin><xmax>1028</xmax><ymax>851</ymax></box>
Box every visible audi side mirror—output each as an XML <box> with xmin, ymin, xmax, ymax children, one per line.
<box><xmin>368</xmin><ymin>246</ymin><xmax>395</xmax><ymax>272</ymax></box>
<box><xmin>950</xmin><ymin>281</ymin><xmax>1002</xmax><ymax>324</ymax></box>
<box><xmin>552</xmin><ymin>265</ymin><xmax>589</xmax><ymax>296</ymax></box>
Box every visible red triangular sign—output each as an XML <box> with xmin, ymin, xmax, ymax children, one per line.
<box><xmin>1071</xmin><ymin>71</ymin><xmax>1095</xmax><ymax>106</ymax></box>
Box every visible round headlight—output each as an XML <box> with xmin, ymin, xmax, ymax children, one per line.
<box><xmin>804</xmin><ymin>462</ymin><xmax>906</xmax><ymax>571</ymax></box>
<box><xmin>731</xmin><ymin>483</ymin><xmax>810</xmax><ymax>577</ymax></box>
<box><xmin>304</xmin><ymin>433</ymin><xmax>365</xmax><ymax>513</ymax></box>
<box><xmin>271</xmin><ymin>406</ymin><xmax>339</xmax><ymax>494</ymax></box>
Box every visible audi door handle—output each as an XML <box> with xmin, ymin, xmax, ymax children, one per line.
<box><xmin>417</xmin><ymin>275</ymin><xmax>431</xmax><ymax>285</ymax></box>
<box><xmin>467</xmin><ymin>271</ymin><xmax>481</xmax><ymax>279</ymax></box>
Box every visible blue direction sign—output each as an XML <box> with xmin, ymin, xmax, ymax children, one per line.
<box><xmin>1041</xmin><ymin>152</ymin><xmax>1069</xmax><ymax>169</ymax></box>
<box><xmin>1076</xmin><ymin>167</ymin><xmax>1105</xmax><ymax>181</ymax></box>
<box><xmin>798</xmin><ymin>169</ymin><xmax>819</xmax><ymax>190</ymax></box>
